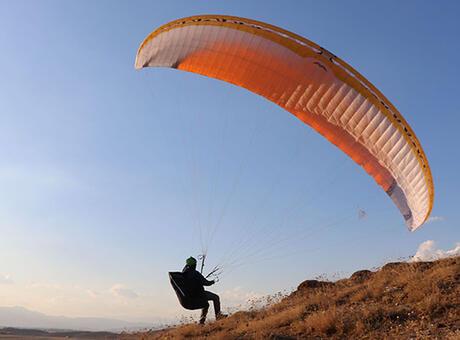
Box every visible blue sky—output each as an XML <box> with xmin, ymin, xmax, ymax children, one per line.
<box><xmin>0</xmin><ymin>0</ymin><xmax>458</xmax><ymax>322</ymax></box>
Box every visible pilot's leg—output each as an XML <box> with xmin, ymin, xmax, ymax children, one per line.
<box><xmin>204</xmin><ymin>291</ymin><xmax>221</xmax><ymax>317</ymax></box>
<box><xmin>200</xmin><ymin>301</ymin><xmax>209</xmax><ymax>324</ymax></box>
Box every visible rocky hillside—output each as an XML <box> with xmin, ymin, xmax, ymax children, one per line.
<box><xmin>126</xmin><ymin>256</ymin><xmax>459</xmax><ymax>339</ymax></box>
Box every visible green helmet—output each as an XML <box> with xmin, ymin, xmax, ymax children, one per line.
<box><xmin>186</xmin><ymin>256</ymin><xmax>197</xmax><ymax>266</ymax></box>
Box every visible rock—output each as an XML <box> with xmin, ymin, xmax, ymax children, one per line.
<box><xmin>297</xmin><ymin>280</ymin><xmax>334</xmax><ymax>292</ymax></box>
<box><xmin>410</xmin><ymin>261</ymin><xmax>434</xmax><ymax>272</ymax></box>
<box><xmin>350</xmin><ymin>269</ymin><xmax>373</xmax><ymax>283</ymax></box>
<box><xmin>381</xmin><ymin>262</ymin><xmax>410</xmax><ymax>272</ymax></box>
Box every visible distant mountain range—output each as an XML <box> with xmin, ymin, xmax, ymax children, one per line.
<box><xmin>0</xmin><ymin>306</ymin><xmax>155</xmax><ymax>332</ymax></box>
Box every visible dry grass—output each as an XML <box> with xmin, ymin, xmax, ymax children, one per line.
<box><xmin>123</xmin><ymin>256</ymin><xmax>460</xmax><ymax>339</ymax></box>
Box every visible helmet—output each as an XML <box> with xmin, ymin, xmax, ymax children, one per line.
<box><xmin>186</xmin><ymin>256</ymin><xmax>197</xmax><ymax>266</ymax></box>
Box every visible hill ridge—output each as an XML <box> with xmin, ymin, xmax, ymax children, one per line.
<box><xmin>126</xmin><ymin>256</ymin><xmax>460</xmax><ymax>339</ymax></box>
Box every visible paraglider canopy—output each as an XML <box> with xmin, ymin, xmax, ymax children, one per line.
<box><xmin>135</xmin><ymin>15</ymin><xmax>434</xmax><ymax>230</ymax></box>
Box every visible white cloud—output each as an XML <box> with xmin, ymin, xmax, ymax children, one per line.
<box><xmin>220</xmin><ymin>286</ymin><xmax>263</xmax><ymax>308</ymax></box>
<box><xmin>410</xmin><ymin>240</ymin><xmax>460</xmax><ymax>262</ymax></box>
<box><xmin>86</xmin><ymin>289</ymin><xmax>100</xmax><ymax>298</ymax></box>
<box><xmin>29</xmin><ymin>282</ymin><xmax>62</xmax><ymax>289</ymax></box>
<box><xmin>425</xmin><ymin>216</ymin><xmax>445</xmax><ymax>224</ymax></box>
<box><xmin>1</xmin><ymin>279</ymin><xmax>176</xmax><ymax>322</ymax></box>
<box><xmin>110</xmin><ymin>284</ymin><xmax>138</xmax><ymax>299</ymax></box>
<box><xmin>0</xmin><ymin>274</ymin><xmax>13</xmax><ymax>285</ymax></box>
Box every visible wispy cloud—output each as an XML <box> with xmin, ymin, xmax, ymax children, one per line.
<box><xmin>29</xmin><ymin>282</ymin><xmax>62</xmax><ymax>289</ymax></box>
<box><xmin>0</xmin><ymin>274</ymin><xmax>13</xmax><ymax>285</ymax></box>
<box><xmin>410</xmin><ymin>240</ymin><xmax>460</xmax><ymax>262</ymax></box>
<box><xmin>220</xmin><ymin>286</ymin><xmax>263</xmax><ymax>308</ymax></box>
<box><xmin>425</xmin><ymin>216</ymin><xmax>445</xmax><ymax>224</ymax></box>
<box><xmin>86</xmin><ymin>289</ymin><xmax>100</xmax><ymax>298</ymax></box>
<box><xmin>110</xmin><ymin>284</ymin><xmax>138</xmax><ymax>299</ymax></box>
